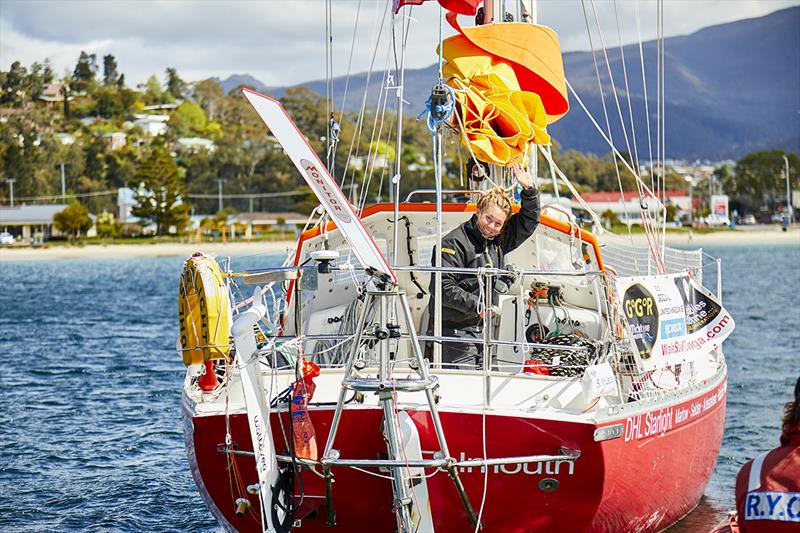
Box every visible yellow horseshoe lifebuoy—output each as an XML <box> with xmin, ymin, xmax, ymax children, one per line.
<box><xmin>178</xmin><ymin>252</ymin><xmax>231</xmax><ymax>366</ymax></box>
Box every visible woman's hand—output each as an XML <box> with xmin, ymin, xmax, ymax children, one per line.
<box><xmin>511</xmin><ymin>163</ymin><xmax>535</xmax><ymax>190</ymax></box>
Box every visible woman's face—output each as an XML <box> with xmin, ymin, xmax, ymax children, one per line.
<box><xmin>476</xmin><ymin>204</ymin><xmax>507</xmax><ymax>239</ymax></box>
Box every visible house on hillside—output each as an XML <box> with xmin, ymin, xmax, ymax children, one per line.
<box><xmin>37</xmin><ymin>81</ymin><xmax>73</xmax><ymax>106</ymax></box>
<box><xmin>54</xmin><ymin>133</ymin><xmax>76</xmax><ymax>145</ymax></box>
<box><xmin>175</xmin><ymin>137</ymin><xmax>216</xmax><ymax>153</ymax></box>
<box><xmin>0</xmin><ymin>204</ymin><xmax>69</xmax><ymax>243</ymax></box>
<box><xmin>142</xmin><ymin>102</ymin><xmax>181</xmax><ymax>112</ymax></box>
<box><xmin>132</xmin><ymin>114</ymin><xmax>169</xmax><ymax>136</ymax></box>
<box><xmin>103</xmin><ymin>132</ymin><xmax>127</xmax><ymax>151</ymax></box>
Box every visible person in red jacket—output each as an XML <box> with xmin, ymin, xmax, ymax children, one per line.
<box><xmin>713</xmin><ymin>376</ymin><xmax>800</xmax><ymax>532</ymax></box>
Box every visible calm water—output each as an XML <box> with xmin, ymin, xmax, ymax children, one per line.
<box><xmin>0</xmin><ymin>244</ymin><xmax>798</xmax><ymax>532</ymax></box>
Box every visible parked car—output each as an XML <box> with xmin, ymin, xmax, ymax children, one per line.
<box><xmin>704</xmin><ymin>214</ymin><xmax>731</xmax><ymax>227</ymax></box>
<box><xmin>0</xmin><ymin>232</ymin><xmax>15</xmax><ymax>245</ymax></box>
<box><xmin>741</xmin><ymin>214</ymin><xmax>757</xmax><ymax>225</ymax></box>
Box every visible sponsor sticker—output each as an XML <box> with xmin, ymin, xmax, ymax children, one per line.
<box><xmin>621</xmin><ymin>283</ymin><xmax>659</xmax><ymax>359</ymax></box>
<box><xmin>622</xmin><ymin>381</ymin><xmax>727</xmax><ymax>442</ymax></box>
<box><xmin>615</xmin><ymin>274</ymin><xmax>734</xmax><ymax>371</ymax></box>
<box><xmin>744</xmin><ymin>491</ymin><xmax>800</xmax><ymax>522</ymax></box>
<box><xmin>660</xmin><ymin>317</ymin><xmax>686</xmax><ymax>339</ymax></box>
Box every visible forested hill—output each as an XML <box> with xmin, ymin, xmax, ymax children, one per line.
<box><xmin>250</xmin><ymin>6</ymin><xmax>799</xmax><ymax>160</ymax></box>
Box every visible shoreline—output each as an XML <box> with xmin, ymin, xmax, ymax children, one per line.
<box><xmin>0</xmin><ymin>240</ymin><xmax>298</xmax><ymax>262</ymax></box>
<box><xmin>0</xmin><ymin>227</ymin><xmax>797</xmax><ymax>262</ymax></box>
<box><xmin>606</xmin><ymin>226</ymin><xmax>800</xmax><ymax>247</ymax></box>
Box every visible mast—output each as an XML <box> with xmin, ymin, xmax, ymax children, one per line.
<box><xmin>391</xmin><ymin>11</ymin><xmax>407</xmax><ymax>265</ymax></box>
<box><xmin>432</xmin><ymin>6</ymin><xmax>445</xmax><ymax>367</ymax></box>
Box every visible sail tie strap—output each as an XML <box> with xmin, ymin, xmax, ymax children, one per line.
<box><xmin>417</xmin><ymin>84</ymin><xmax>455</xmax><ymax>133</ymax></box>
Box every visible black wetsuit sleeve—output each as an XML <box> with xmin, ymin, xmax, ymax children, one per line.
<box><xmin>500</xmin><ymin>187</ymin><xmax>540</xmax><ymax>254</ymax></box>
<box><xmin>438</xmin><ymin>240</ymin><xmax>480</xmax><ymax>320</ymax></box>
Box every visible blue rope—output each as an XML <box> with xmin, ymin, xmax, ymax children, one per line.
<box><xmin>416</xmin><ymin>84</ymin><xmax>455</xmax><ymax>133</ymax></box>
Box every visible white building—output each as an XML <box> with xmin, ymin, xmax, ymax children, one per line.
<box><xmin>574</xmin><ymin>190</ymin><xmax>694</xmax><ymax>223</ymax></box>
<box><xmin>54</xmin><ymin>133</ymin><xmax>76</xmax><ymax>145</ymax></box>
<box><xmin>0</xmin><ymin>204</ymin><xmax>69</xmax><ymax>242</ymax></box>
<box><xmin>132</xmin><ymin>114</ymin><xmax>170</xmax><ymax>136</ymax></box>
<box><xmin>103</xmin><ymin>132</ymin><xmax>127</xmax><ymax>151</ymax></box>
<box><xmin>175</xmin><ymin>137</ymin><xmax>216</xmax><ymax>153</ymax></box>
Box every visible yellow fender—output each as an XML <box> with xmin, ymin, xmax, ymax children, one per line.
<box><xmin>178</xmin><ymin>253</ymin><xmax>231</xmax><ymax>366</ymax></box>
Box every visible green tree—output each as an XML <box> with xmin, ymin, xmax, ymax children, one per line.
<box><xmin>102</xmin><ymin>54</ymin><xmax>119</xmax><ymax>86</ymax></box>
<box><xmin>601</xmin><ymin>209</ymin><xmax>620</xmax><ymax>228</ymax></box>
<box><xmin>84</xmin><ymin>137</ymin><xmax>108</xmax><ymax>182</ymax></box>
<box><xmin>1</xmin><ymin>61</ymin><xmax>27</xmax><ymax>105</ymax></box>
<box><xmin>666</xmin><ymin>203</ymin><xmax>678</xmax><ymax>222</ymax></box>
<box><xmin>95</xmin><ymin>211</ymin><xmax>117</xmax><ymax>238</ymax></box>
<box><xmin>105</xmin><ymin>148</ymin><xmax>137</xmax><ymax>188</ymax></box>
<box><xmin>42</xmin><ymin>59</ymin><xmax>54</xmax><ymax>84</ymax></box>
<box><xmin>25</xmin><ymin>62</ymin><xmax>46</xmax><ymax>101</ymax></box>
<box><xmin>169</xmin><ymin>101</ymin><xmax>207</xmax><ymax>136</ymax></box>
<box><xmin>733</xmin><ymin>150</ymin><xmax>799</xmax><ymax>212</ymax></box>
<box><xmin>280</xmin><ymin>87</ymin><xmax>328</xmax><ymax>149</ymax></box>
<box><xmin>72</xmin><ymin>51</ymin><xmax>97</xmax><ymax>91</ymax></box>
<box><xmin>54</xmin><ymin>203</ymin><xmax>92</xmax><ymax>240</ymax></box>
<box><xmin>132</xmin><ymin>148</ymin><xmax>190</xmax><ymax>235</ymax></box>
<box><xmin>94</xmin><ymin>87</ymin><xmax>124</xmax><ymax>118</ymax></box>
<box><xmin>165</xmin><ymin>67</ymin><xmax>186</xmax><ymax>99</ymax></box>
<box><xmin>193</xmin><ymin>79</ymin><xmax>225</xmax><ymax>120</ymax></box>
<box><xmin>144</xmin><ymin>74</ymin><xmax>165</xmax><ymax>104</ymax></box>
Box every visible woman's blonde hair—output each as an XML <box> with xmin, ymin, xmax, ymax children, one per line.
<box><xmin>476</xmin><ymin>187</ymin><xmax>513</xmax><ymax>220</ymax></box>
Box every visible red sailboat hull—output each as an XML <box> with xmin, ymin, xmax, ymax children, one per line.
<box><xmin>184</xmin><ymin>374</ymin><xmax>727</xmax><ymax>532</ymax></box>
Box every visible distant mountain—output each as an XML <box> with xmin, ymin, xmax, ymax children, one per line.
<box><xmin>259</xmin><ymin>7</ymin><xmax>800</xmax><ymax>159</ymax></box>
<box><xmin>211</xmin><ymin>74</ymin><xmax>269</xmax><ymax>94</ymax></box>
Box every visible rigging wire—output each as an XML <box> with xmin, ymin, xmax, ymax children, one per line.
<box><xmin>338</xmin><ymin>0</ymin><xmax>363</xmax><ymax>128</ymax></box>
<box><xmin>588</xmin><ymin>0</ymin><xmax>634</xmax><ymax>163</ymax></box>
<box><xmin>563</xmin><ymin>79</ymin><xmax>661</xmax><ymax>204</ymax></box>
<box><xmin>379</xmin><ymin>4</ymin><xmax>411</xmax><ymax>203</ymax></box>
<box><xmin>356</xmin><ymin>43</ymin><xmax>394</xmax><ymax>213</ymax></box>
<box><xmin>659</xmin><ymin>0</ymin><xmax>668</xmax><ymax>258</ymax></box>
<box><xmin>339</xmin><ymin>0</ymin><xmax>391</xmax><ymax>205</ymax></box>
<box><xmin>584</xmin><ymin>0</ymin><xmax>664</xmax><ymax>272</ymax></box>
<box><xmin>565</xmin><ymin>77</ymin><xmax>665</xmax><ymax>273</ymax></box>
<box><xmin>325</xmin><ymin>0</ymin><xmax>331</xmax><ymax>160</ymax></box>
<box><xmin>579</xmin><ymin>0</ymin><xmax>638</xmax><ymax>257</ymax></box>
<box><xmin>634</xmin><ymin>0</ymin><xmax>656</xmax><ymax>193</ymax></box>
<box><xmin>612</xmin><ymin>0</ymin><xmax>642</xmax><ymax>177</ymax></box>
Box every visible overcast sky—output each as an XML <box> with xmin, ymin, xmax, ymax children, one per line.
<box><xmin>1</xmin><ymin>0</ymin><xmax>796</xmax><ymax>89</ymax></box>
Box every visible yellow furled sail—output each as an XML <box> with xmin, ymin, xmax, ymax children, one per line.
<box><xmin>440</xmin><ymin>11</ymin><xmax>568</xmax><ymax>166</ymax></box>
<box><xmin>178</xmin><ymin>253</ymin><xmax>231</xmax><ymax>366</ymax></box>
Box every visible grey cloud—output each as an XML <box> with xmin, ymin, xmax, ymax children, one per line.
<box><xmin>1</xmin><ymin>0</ymin><xmax>795</xmax><ymax>87</ymax></box>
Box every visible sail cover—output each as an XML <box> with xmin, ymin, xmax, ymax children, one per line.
<box><xmin>439</xmin><ymin>12</ymin><xmax>568</xmax><ymax>166</ymax></box>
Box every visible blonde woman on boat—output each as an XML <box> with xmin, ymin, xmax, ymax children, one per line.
<box><xmin>425</xmin><ymin>163</ymin><xmax>539</xmax><ymax>369</ymax></box>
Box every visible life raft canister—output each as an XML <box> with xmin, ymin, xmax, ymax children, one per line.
<box><xmin>178</xmin><ymin>252</ymin><xmax>232</xmax><ymax>366</ymax></box>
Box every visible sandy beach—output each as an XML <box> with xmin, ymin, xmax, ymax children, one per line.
<box><xmin>607</xmin><ymin>225</ymin><xmax>800</xmax><ymax>247</ymax></box>
<box><xmin>0</xmin><ymin>227</ymin><xmax>797</xmax><ymax>262</ymax></box>
<box><xmin>0</xmin><ymin>240</ymin><xmax>298</xmax><ymax>262</ymax></box>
